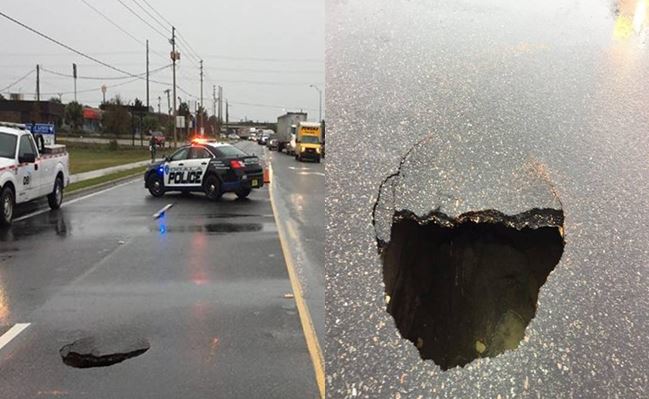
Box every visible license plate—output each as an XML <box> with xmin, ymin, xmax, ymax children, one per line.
<box><xmin>251</xmin><ymin>179</ymin><xmax>259</xmax><ymax>187</ymax></box>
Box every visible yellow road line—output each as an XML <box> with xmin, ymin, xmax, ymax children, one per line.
<box><xmin>268</xmin><ymin>162</ymin><xmax>325</xmax><ymax>399</ymax></box>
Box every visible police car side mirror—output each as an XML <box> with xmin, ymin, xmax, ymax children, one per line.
<box><xmin>19</xmin><ymin>153</ymin><xmax>36</xmax><ymax>163</ymax></box>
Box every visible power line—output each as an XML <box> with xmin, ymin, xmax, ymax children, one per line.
<box><xmin>79</xmin><ymin>0</ymin><xmax>168</xmax><ymax>62</ymax></box>
<box><xmin>176</xmin><ymin>33</ymin><xmax>202</xmax><ymax>63</ymax></box>
<box><xmin>79</xmin><ymin>0</ymin><xmax>144</xmax><ymax>46</ymax></box>
<box><xmin>0</xmin><ymin>11</ymin><xmax>149</xmax><ymax>79</ymax></box>
<box><xmin>117</xmin><ymin>0</ymin><xmax>168</xmax><ymax>40</ymax></box>
<box><xmin>229</xmin><ymin>100</ymin><xmax>317</xmax><ymax>112</ymax></box>
<box><xmin>177</xmin><ymin>85</ymin><xmax>198</xmax><ymax>99</ymax></box>
<box><xmin>205</xmin><ymin>66</ymin><xmax>324</xmax><ymax>74</ymax></box>
<box><xmin>201</xmin><ymin>54</ymin><xmax>324</xmax><ymax>63</ymax></box>
<box><xmin>128</xmin><ymin>0</ymin><xmax>204</xmax><ymax>72</ymax></box>
<box><xmin>0</xmin><ymin>69</ymin><xmax>34</xmax><ymax>92</ymax></box>
<box><xmin>176</xmin><ymin>41</ymin><xmax>201</xmax><ymax>65</ymax></box>
<box><xmin>129</xmin><ymin>0</ymin><xmax>169</xmax><ymax>32</ymax></box>
<box><xmin>214</xmin><ymin>79</ymin><xmax>324</xmax><ymax>87</ymax></box>
<box><xmin>12</xmin><ymin>76</ymin><xmax>142</xmax><ymax>97</ymax></box>
<box><xmin>40</xmin><ymin>64</ymin><xmax>170</xmax><ymax>81</ymax></box>
<box><xmin>139</xmin><ymin>0</ymin><xmax>173</xmax><ymax>27</ymax></box>
<box><xmin>133</xmin><ymin>0</ymin><xmax>203</xmax><ymax>66</ymax></box>
<box><xmin>3</xmin><ymin>51</ymin><xmax>147</xmax><ymax>57</ymax></box>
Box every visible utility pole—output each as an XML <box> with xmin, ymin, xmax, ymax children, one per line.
<box><xmin>164</xmin><ymin>89</ymin><xmax>171</xmax><ymax>115</ymax></box>
<box><xmin>35</xmin><ymin>64</ymin><xmax>40</xmax><ymax>102</ymax></box>
<box><xmin>171</xmin><ymin>26</ymin><xmax>178</xmax><ymax>147</ymax></box>
<box><xmin>72</xmin><ymin>63</ymin><xmax>77</xmax><ymax>102</ymax></box>
<box><xmin>146</xmin><ymin>39</ymin><xmax>150</xmax><ymax>110</ymax></box>
<box><xmin>218</xmin><ymin>86</ymin><xmax>223</xmax><ymax>125</ymax></box>
<box><xmin>199</xmin><ymin>59</ymin><xmax>203</xmax><ymax>133</ymax></box>
<box><xmin>226</xmin><ymin>100</ymin><xmax>229</xmax><ymax>129</ymax></box>
<box><xmin>310</xmin><ymin>84</ymin><xmax>322</xmax><ymax>122</ymax></box>
<box><xmin>212</xmin><ymin>85</ymin><xmax>216</xmax><ymax>118</ymax></box>
<box><xmin>212</xmin><ymin>85</ymin><xmax>217</xmax><ymax>135</ymax></box>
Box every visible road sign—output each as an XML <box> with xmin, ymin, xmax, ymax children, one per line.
<box><xmin>28</xmin><ymin>123</ymin><xmax>55</xmax><ymax>145</ymax></box>
<box><xmin>29</xmin><ymin>123</ymin><xmax>55</xmax><ymax>135</ymax></box>
<box><xmin>176</xmin><ymin>115</ymin><xmax>185</xmax><ymax>128</ymax></box>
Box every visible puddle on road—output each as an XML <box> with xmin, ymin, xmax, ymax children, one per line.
<box><xmin>60</xmin><ymin>336</ymin><xmax>150</xmax><ymax>368</ymax></box>
<box><xmin>205</xmin><ymin>213</ymin><xmax>274</xmax><ymax>219</ymax></box>
<box><xmin>151</xmin><ymin>222</ymin><xmax>276</xmax><ymax>234</ymax></box>
<box><xmin>381</xmin><ymin>210</ymin><xmax>564</xmax><ymax>370</ymax></box>
<box><xmin>0</xmin><ymin>212</ymin><xmax>69</xmax><ymax>242</ymax></box>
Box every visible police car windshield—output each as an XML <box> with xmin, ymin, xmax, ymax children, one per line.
<box><xmin>0</xmin><ymin>133</ymin><xmax>18</xmax><ymax>159</ymax></box>
<box><xmin>215</xmin><ymin>145</ymin><xmax>248</xmax><ymax>158</ymax></box>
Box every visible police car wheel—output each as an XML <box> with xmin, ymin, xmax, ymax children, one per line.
<box><xmin>147</xmin><ymin>174</ymin><xmax>165</xmax><ymax>197</ymax></box>
<box><xmin>0</xmin><ymin>186</ymin><xmax>14</xmax><ymax>226</ymax></box>
<box><xmin>236</xmin><ymin>188</ymin><xmax>251</xmax><ymax>199</ymax></box>
<box><xmin>47</xmin><ymin>176</ymin><xmax>63</xmax><ymax>210</ymax></box>
<box><xmin>203</xmin><ymin>175</ymin><xmax>222</xmax><ymax>200</ymax></box>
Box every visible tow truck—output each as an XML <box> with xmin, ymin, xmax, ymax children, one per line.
<box><xmin>0</xmin><ymin>122</ymin><xmax>70</xmax><ymax>225</ymax></box>
<box><xmin>144</xmin><ymin>139</ymin><xmax>263</xmax><ymax>200</ymax></box>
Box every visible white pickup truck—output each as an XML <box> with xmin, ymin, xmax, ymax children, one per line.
<box><xmin>0</xmin><ymin>123</ymin><xmax>69</xmax><ymax>225</ymax></box>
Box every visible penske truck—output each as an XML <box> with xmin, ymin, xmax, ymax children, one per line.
<box><xmin>0</xmin><ymin>122</ymin><xmax>69</xmax><ymax>225</ymax></box>
<box><xmin>295</xmin><ymin>121</ymin><xmax>322</xmax><ymax>162</ymax></box>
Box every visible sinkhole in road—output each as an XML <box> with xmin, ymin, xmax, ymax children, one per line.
<box><xmin>60</xmin><ymin>336</ymin><xmax>150</xmax><ymax>368</ymax></box>
<box><xmin>381</xmin><ymin>212</ymin><xmax>564</xmax><ymax>370</ymax></box>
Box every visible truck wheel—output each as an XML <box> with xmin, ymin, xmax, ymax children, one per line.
<box><xmin>47</xmin><ymin>176</ymin><xmax>63</xmax><ymax>209</ymax></box>
<box><xmin>203</xmin><ymin>175</ymin><xmax>222</xmax><ymax>201</ymax></box>
<box><xmin>316</xmin><ymin>157</ymin><xmax>321</xmax><ymax>163</ymax></box>
<box><xmin>147</xmin><ymin>174</ymin><xmax>165</xmax><ymax>197</ymax></box>
<box><xmin>0</xmin><ymin>186</ymin><xmax>14</xmax><ymax>226</ymax></box>
<box><xmin>236</xmin><ymin>187</ymin><xmax>251</xmax><ymax>199</ymax></box>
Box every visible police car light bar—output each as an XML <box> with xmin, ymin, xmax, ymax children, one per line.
<box><xmin>0</xmin><ymin>122</ymin><xmax>27</xmax><ymax>130</ymax></box>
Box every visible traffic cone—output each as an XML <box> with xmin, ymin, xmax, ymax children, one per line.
<box><xmin>263</xmin><ymin>167</ymin><xmax>271</xmax><ymax>184</ymax></box>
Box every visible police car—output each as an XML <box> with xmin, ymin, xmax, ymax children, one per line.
<box><xmin>144</xmin><ymin>140</ymin><xmax>263</xmax><ymax>200</ymax></box>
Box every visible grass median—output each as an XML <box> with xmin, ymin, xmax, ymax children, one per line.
<box><xmin>67</xmin><ymin>166</ymin><xmax>145</xmax><ymax>193</ymax></box>
<box><xmin>63</xmin><ymin>141</ymin><xmax>157</xmax><ymax>174</ymax></box>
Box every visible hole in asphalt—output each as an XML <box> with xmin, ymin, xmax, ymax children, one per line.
<box><xmin>60</xmin><ymin>336</ymin><xmax>150</xmax><ymax>368</ymax></box>
<box><xmin>381</xmin><ymin>210</ymin><xmax>564</xmax><ymax>370</ymax></box>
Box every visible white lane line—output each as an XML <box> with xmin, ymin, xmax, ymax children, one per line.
<box><xmin>0</xmin><ymin>323</ymin><xmax>30</xmax><ymax>351</ymax></box>
<box><xmin>152</xmin><ymin>203</ymin><xmax>174</xmax><ymax>219</ymax></box>
<box><xmin>297</xmin><ymin>172</ymin><xmax>325</xmax><ymax>177</ymax></box>
<box><xmin>13</xmin><ymin>179</ymin><xmax>137</xmax><ymax>222</ymax></box>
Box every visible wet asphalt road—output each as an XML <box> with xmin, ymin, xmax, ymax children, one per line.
<box><xmin>0</xmin><ymin>143</ymin><xmax>319</xmax><ymax>398</ymax></box>
<box><xmin>265</xmin><ymin>143</ymin><xmax>325</xmax><ymax>349</ymax></box>
<box><xmin>327</xmin><ymin>0</ymin><xmax>649</xmax><ymax>398</ymax></box>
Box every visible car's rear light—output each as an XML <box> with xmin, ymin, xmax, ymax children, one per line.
<box><xmin>230</xmin><ymin>160</ymin><xmax>245</xmax><ymax>169</ymax></box>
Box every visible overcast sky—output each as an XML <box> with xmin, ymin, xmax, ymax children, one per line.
<box><xmin>0</xmin><ymin>0</ymin><xmax>324</xmax><ymax>122</ymax></box>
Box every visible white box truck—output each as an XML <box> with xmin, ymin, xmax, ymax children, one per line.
<box><xmin>276</xmin><ymin>112</ymin><xmax>307</xmax><ymax>153</ymax></box>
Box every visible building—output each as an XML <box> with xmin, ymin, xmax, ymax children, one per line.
<box><xmin>0</xmin><ymin>100</ymin><xmax>64</xmax><ymax>126</ymax></box>
<box><xmin>82</xmin><ymin>107</ymin><xmax>102</xmax><ymax>133</ymax></box>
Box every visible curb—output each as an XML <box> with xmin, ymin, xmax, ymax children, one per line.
<box><xmin>69</xmin><ymin>159</ymin><xmax>154</xmax><ymax>184</ymax></box>
<box><xmin>66</xmin><ymin>171</ymin><xmax>143</xmax><ymax>200</ymax></box>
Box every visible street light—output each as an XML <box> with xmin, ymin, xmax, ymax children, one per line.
<box><xmin>309</xmin><ymin>84</ymin><xmax>322</xmax><ymax>122</ymax></box>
